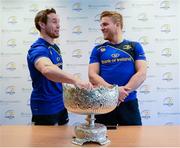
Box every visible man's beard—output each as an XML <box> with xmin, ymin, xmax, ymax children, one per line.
<box><xmin>46</xmin><ymin>30</ymin><xmax>59</xmax><ymax>38</ymax></box>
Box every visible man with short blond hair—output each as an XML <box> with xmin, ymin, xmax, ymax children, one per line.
<box><xmin>89</xmin><ymin>11</ymin><xmax>147</xmax><ymax>126</ymax></box>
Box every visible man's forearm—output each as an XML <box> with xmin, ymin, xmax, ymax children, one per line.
<box><xmin>41</xmin><ymin>64</ymin><xmax>77</xmax><ymax>84</ymax></box>
<box><xmin>89</xmin><ymin>74</ymin><xmax>112</xmax><ymax>87</ymax></box>
<box><xmin>125</xmin><ymin>72</ymin><xmax>146</xmax><ymax>93</ymax></box>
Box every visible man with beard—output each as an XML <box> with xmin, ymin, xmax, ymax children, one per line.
<box><xmin>88</xmin><ymin>11</ymin><xmax>147</xmax><ymax>126</ymax></box>
<box><xmin>27</xmin><ymin>8</ymin><xmax>92</xmax><ymax>125</ymax></box>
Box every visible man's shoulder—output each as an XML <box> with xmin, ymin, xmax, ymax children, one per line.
<box><xmin>94</xmin><ymin>42</ymin><xmax>109</xmax><ymax>50</ymax></box>
<box><xmin>123</xmin><ymin>39</ymin><xmax>139</xmax><ymax>46</ymax></box>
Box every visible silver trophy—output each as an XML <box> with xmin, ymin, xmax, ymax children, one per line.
<box><xmin>63</xmin><ymin>84</ymin><xmax>119</xmax><ymax>145</ymax></box>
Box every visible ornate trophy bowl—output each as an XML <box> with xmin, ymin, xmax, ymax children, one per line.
<box><xmin>63</xmin><ymin>84</ymin><xmax>119</xmax><ymax>145</ymax></box>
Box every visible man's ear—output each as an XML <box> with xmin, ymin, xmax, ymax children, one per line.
<box><xmin>39</xmin><ymin>22</ymin><xmax>45</xmax><ymax>30</ymax></box>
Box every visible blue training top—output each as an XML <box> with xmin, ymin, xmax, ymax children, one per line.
<box><xmin>89</xmin><ymin>39</ymin><xmax>146</xmax><ymax>102</ymax></box>
<box><xmin>27</xmin><ymin>38</ymin><xmax>64</xmax><ymax>115</ymax></box>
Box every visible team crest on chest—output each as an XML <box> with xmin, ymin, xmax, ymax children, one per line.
<box><xmin>123</xmin><ymin>45</ymin><xmax>131</xmax><ymax>50</ymax></box>
<box><xmin>56</xmin><ymin>57</ymin><xmax>61</xmax><ymax>61</ymax></box>
<box><xmin>111</xmin><ymin>53</ymin><xmax>120</xmax><ymax>58</ymax></box>
<box><xmin>100</xmin><ymin>47</ymin><xmax>106</xmax><ymax>52</ymax></box>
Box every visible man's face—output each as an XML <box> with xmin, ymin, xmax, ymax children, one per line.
<box><xmin>100</xmin><ymin>16</ymin><xmax>118</xmax><ymax>41</ymax></box>
<box><xmin>44</xmin><ymin>13</ymin><xmax>60</xmax><ymax>38</ymax></box>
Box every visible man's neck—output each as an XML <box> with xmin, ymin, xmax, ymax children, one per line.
<box><xmin>109</xmin><ymin>34</ymin><xmax>123</xmax><ymax>44</ymax></box>
<box><xmin>40</xmin><ymin>34</ymin><xmax>54</xmax><ymax>45</ymax></box>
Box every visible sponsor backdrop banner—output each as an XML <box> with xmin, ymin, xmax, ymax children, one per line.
<box><xmin>0</xmin><ymin>0</ymin><xmax>179</xmax><ymax>125</ymax></box>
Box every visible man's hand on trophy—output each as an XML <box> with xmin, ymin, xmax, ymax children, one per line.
<box><xmin>74</xmin><ymin>79</ymin><xmax>93</xmax><ymax>90</ymax></box>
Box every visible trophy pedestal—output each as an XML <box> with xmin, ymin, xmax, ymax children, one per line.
<box><xmin>72</xmin><ymin>123</ymin><xmax>110</xmax><ymax>145</ymax></box>
<box><xmin>72</xmin><ymin>114</ymin><xmax>110</xmax><ymax>145</ymax></box>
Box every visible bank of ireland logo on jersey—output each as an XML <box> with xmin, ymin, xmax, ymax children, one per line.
<box><xmin>111</xmin><ymin>53</ymin><xmax>120</xmax><ymax>58</ymax></box>
<box><xmin>139</xmin><ymin>84</ymin><xmax>150</xmax><ymax>94</ymax></box>
<box><xmin>163</xmin><ymin>97</ymin><xmax>174</xmax><ymax>107</ymax></box>
<box><xmin>6</xmin><ymin>62</ymin><xmax>16</xmax><ymax>71</ymax></box>
<box><xmin>7</xmin><ymin>39</ymin><xmax>17</xmax><ymax>48</ymax></box>
<box><xmin>72</xmin><ymin>49</ymin><xmax>82</xmax><ymax>58</ymax></box>
<box><xmin>72</xmin><ymin>26</ymin><xmax>82</xmax><ymax>34</ymax></box>
<box><xmin>160</xmin><ymin>24</ymin><xmax>171</xmax><ymax>33</ymax></box>
<box><xmin>138</xmin><ymin>36</ymin><xmax>149</xmax><ymax>45</ymax></box>
<box><xmin>162</xmin><ymin>72</ymin><xmax>173</xmax><ymax>81</ymax></box>
<box><xmin>5</xmin><ymin>85</ymin><xmax>16</xmax><ymax>95</ymax></box>
<box><xmin>4</xmin><ymin>110</ymin><xmax>15</xmax><ymax>119</ymax></box>
<box><xmin>160</xmin><ymin>0</ymin><xmax>170</xmax><ymax>10</ymax></box>
<box><xmin>141</xmin><ymin>110</ymin><xmax>151</xmax><ymax>119</ymax></box>
<box><xmin>8</xmin><ymin>16</ymin><xmax>17</xmax><ymax>24</ymax></box>
<box><xmin>72</xmin><ymin>2</ymin><xmax>82</xmax><ymax>12</ymax></box>
<box><xmin>161</xmin><ymin>48</ymin><xmax>172</xmax><ymax>57</ymax></box>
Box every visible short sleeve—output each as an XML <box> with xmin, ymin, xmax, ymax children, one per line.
<box><xmin>89</xmin><ymin>47</ymin><xmax>100</xmax><ymax>64</ymax></box>
<box><xmin>134</xmin><ymin>42</ymin><xmax>146</xmax><ymax>61</ymax></box>
<box><xmin>28</xmin><ymin>46</ymin><xmax>49</xmax><ymax>65</ymax></box>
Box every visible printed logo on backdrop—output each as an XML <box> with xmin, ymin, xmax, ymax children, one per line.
<box><xmin>27</xmin><ymin>98</ymin><xmax>30</xmax><ymax>106</ymax></box>
<box><xmin>21</xmin><ymin>112</ymin><xmax>31</xmax><ymax>118</ymax></box>
<box><xmin>115</xmin><ymin>1</ymin><xmax>127</xmax><ymax>10</ymax></box>
<box><xmin>160</xmin><ymin>24</ymin><xmax>171</xmax><ymax>33</ymax></box>
<box><xmin>7</xmin><ymin>39</ymin><xmax>16</xmax><ymax>47</ymax></box>
<box><xmin>94</xmin><ymin>14</ymin><xmax>101</xmax><ymax>22</ymax></box>
<box><xmin>23</xmin><ymin>39</ymin><xmax>34</xmax><ymax>46</ymax></box>
<box><xmin>73</xmin><ymin>73</ymin><xmax>82</xmax><ymax>79</ymax></box>
<box><xmin>141</xmin><ymin>110</ymin><xmax>151</xmax><ymax>119</ymax></box>
<box><xmin>162</xmin><ymin>72</ymin><xmax>173</xmax><ymax>81</ymax></box>
<box><xmin>27</xmin><ymin>75</ymin><xmax>32</xmax><ymax>81</ymax></box>
<box><xmin>72</xmin><ymin>26</ymin><xmax>82</xmax><ymax>34</ymax></box>
<box><xmin>8</xmin><ymin>16</ymin><xmax>17</xmax><ymax>24</ymax></box>
<box><xmin>72</xmin><ymin>2</ymin><xmax>82</xmax><ymax>12</ymax></box>
<box><xmin>88</xmin><ymin>27</ymin><xmax>100</xmax><ymax>32</ymax></box>
<box><xmin>161</xmin><ymin>48</ymin><xmax>172</xmax><ymax>57</ymax></box>
<box><xmin>163</xmin><ymin>97</ymin><xmax>174</xmax><ymax>107</ymax></box>
<box><xmin>5</xmin><ymin>85</ymin><xmax>16</xmax><ymax>95</ymax></box>
<box><xmin>72</xmin><ymin>49</ymin><xmax>82</xmax><ymax>58</ymax></box>
<box><xmin>137</xmin><ymin>13</ymin><xmax>148</xmax><ymax>21</ymax></box>
<box><xmin>139</xmin><ymin>84</ymin><xmax>150</xmax><ymax>94</ymax></box>
<box><xmin>29</xmin><ymin>27</ymin><xmax>38</xmax><ymax>36</ymax></box>
<box><xmin>138</xmin><ymin>36</ymin><xmax>149</xmax><ymax>45</ymax></box>
<box><xmin>22</xmin><ymin>87</ymin><xmax>32</xmax><ymax>93</ymax></box>
<box><xmin>6</xmin><ymin>62</ymin><xmax>16</xmax><ymax>71</ymax></box>
<box><xmin>88</xmin><ymin>4</ymin><xmax>110</xmax><ymax>9</ymax></box>
<box><xmin>160</xmin><ymin>0</ymin><xmax>170</xmax><ymax>10</ymax></box>
<box><xmin>29</xmin><ymin>4</ymin><xmax>39</xmax><ymax>12</ymax></box>
<box><xmin>94</xmin><ymin>36</ymin><xmax>104</xmax><ymax>45</ymax></box>
<box><xmin>4</xmin><ymin>110</ymin><xmax>15</xmax><ymax>119</ymax></box>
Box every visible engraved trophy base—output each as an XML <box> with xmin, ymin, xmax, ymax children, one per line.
<box><xmin>72</xmin><ymin>123</ymin><xmax>110</xmax><ymax>145</ymax></box>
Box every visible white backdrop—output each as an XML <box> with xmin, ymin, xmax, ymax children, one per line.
<box><xmin>0</xmin><ymin>0</ymin><xmax>180</xmax><ymax>125</ymax></box>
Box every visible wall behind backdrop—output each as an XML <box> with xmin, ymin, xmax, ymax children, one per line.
<box><xmin>0</xmin><ymin>0</ymin><xmax>180</xmax><ymax>125</ymax></box>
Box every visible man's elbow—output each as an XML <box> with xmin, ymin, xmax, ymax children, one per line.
<box><xmin>41</xmin><ymin>67</ymin><xmax>52</xmax><ymax>76</ymax></box>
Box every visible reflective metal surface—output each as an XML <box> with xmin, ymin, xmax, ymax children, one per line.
<box><xmin>63</xmin><ymin>85</ymin><xmax>119</xmax><ymax>114</ymax></box>
<box><xmin>63</xmin><ymin>85</ymin><xmax>119</xmax><ymax>145</ymax></box>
